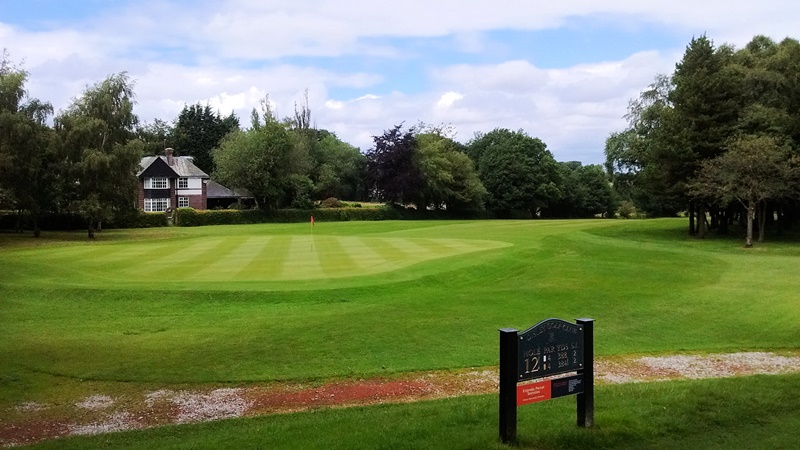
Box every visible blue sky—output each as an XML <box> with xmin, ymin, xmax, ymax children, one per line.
<box><xmin>1</xmin><ymin>0</ymin><xmax>797</xmax><ymax>163</ymax></box>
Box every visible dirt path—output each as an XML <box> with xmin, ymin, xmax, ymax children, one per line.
<box><xmin>3</xmin><ymin>351</ymin><xmax>800</xmax><ymax>448</ymax></box>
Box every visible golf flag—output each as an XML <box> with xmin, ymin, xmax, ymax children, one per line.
<box><xmin>310</xmin><ymin>215</ymin><xmax>315</xmax><ymax>226</ymax></box>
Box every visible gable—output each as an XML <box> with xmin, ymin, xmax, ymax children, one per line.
<box><xmin>139</xmin><ymin>157</ymin><xmax>179</xmax><ymax>179</ymax></box>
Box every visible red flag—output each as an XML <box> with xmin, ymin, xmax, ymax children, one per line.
<box><xmin>310</xmin><ymin>215</ymin><xmax>315</xmax><ymax>226</ymax></box>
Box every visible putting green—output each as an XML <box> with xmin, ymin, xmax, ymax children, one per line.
<box><xmin>15</xmin><ymin>235</ymin><xmax>510</xmax><ymax>283</ymax></box>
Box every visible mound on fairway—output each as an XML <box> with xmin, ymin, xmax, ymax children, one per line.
<box><xmin>9</xmin><ymin>235</ymin><xmax>510</xmax><ymax>284</ymax></box>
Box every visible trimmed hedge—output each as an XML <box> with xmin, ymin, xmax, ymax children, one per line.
<box><xmin>0</xmin><ymin>210</ymin><xmax>167</xmax><ymax>232</ymax></box>
<box><xmin>175</xmin><ymin>206</ymin><xmax>492</xmax><ymax>227</ymax></box>
<box><xmin>176</xmin><ymin>207</ymin><xmax>401</xmax><ymax>226</ymax></box>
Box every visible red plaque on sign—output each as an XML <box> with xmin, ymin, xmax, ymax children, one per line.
<box><xmin>517</xmin><ymin>380</ymin><xmax>551</xmax><ymax>406</ymax></box>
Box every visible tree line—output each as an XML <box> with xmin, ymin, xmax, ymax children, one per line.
<box><xmin>1</xmin><ymin>51</ymin><xmax>616</xmax><ymax>238</ymax></box>
<box><xmin>606</xmin><ymin>35</ymin><xmax>800</xmax><ymax>246</ymax></box>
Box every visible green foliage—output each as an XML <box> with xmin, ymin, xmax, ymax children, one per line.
<box><xmin>175</xmin><ymin>206</ymin><xmax>402</xmax><ymax>226</ymax></box>
<box><xmin>415</xmin><ymin>132</ymin><xmax>487</xmax><ymax>210</ymax></box>
<box><xmin>310</xmin><ymin>132</ymin><xmax>366</xmax><ymax>201</ymax></box>
<box><xmin>617</xmin><ymin>200</ymin><xmax>639</xmax><ymax>219</ymax></box>
<box><xmin>212</xmin><ymin>123</ymin><xmax>294</xmax><ymax>210</ymax></box>
<box><xmin>467</xmin><ymin>128</ymin><xmax>561</xmax><ymax>214</ymax></box>
<box><xmin>0</xmin><ymin>51</ymin><xmax>57</xmax><ymax>236</ymax></box>
<box><xmin>543</xmin><ymin>162</ymin><xmax>616</xmax><ymax>218</ymax></box>
<box><xmin>55</xmin><ymin>73</ymin><xmax>143</xmax><ymax>238</ymax></box>
<box><xmin>608</xmin><ymin>34</ymin><xmax>800</xmax><ymax>230</ymax></box>
<box><xmin>172</xmin><ymin>103</ymin><xmax>239</xmax><ymax>174</ymax></box>
<box><xmin>319</xmin><ymin>197</ymin><xmax>344</xmax><ymax>208</ymax></box>
<box><xmin>366</xmin><ymin>124</ymin><xmax>421</xmax><ymax>205</ymax></box>
<box><xmin>135</xmin><ymin>118</ymin><xmax>173</xmax><ymax>156</ymax></box>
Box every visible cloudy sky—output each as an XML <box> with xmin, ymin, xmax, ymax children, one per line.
<box><xmin>1</xmin><ymin>1</ymin><xmax>797</xmax><ymax>163</ymax></box>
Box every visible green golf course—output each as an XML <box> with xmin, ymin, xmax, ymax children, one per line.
<box><xmin>2</xmin><ymin>218</ymin><xmax>799</xmax><ymax>448</ymax></box>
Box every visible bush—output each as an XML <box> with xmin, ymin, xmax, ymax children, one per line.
<box><xmin>617</xmin><ymin>201</ymin><xmax>638</xmax><ymax>219</ymax></box>
<box><xmin>320</xmin><ymin>197</ymin><xmax>344</xmax><ymax>208</ymax></box>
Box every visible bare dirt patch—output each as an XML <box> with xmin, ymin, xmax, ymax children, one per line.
<box><xmin>3</xmin><ymin>351</ymin><xmax>800</xmax><ymax>447</ymax></box>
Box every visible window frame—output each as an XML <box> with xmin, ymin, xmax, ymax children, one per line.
<box><xmin>144</xmin><ymin>198</ymin><xmax>170</xmax><ymax>212</ymax></box>
<box><xmin>178</xmin><ymin>196</ymin><xmax>189</xmax><ymax>208</ymax></box>
<box><xmin>145</xmin><ymin>177</ymin><xmax>169</xmax><ymax>189</ymax></box>
<box><xmin>177</xmin><ymin>178</ymin><xmax>189</xmax><ymax>189</ymax></box>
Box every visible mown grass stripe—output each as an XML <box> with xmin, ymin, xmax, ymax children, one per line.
<box><xmin>339</xmin><ymin>236</ymin><xmax>391</xmax><ymax>272</ymax></box>
<box><xmin>280</xmin><ymin>236</ymin><xmax>325</xmax><ymax>280</ymax></box>
<box><xmin>124</xmin><ymin>238</ymin><xmax>225</xmax><ymax>278</ymax></box>
<box><xmin>189</xmin><ymin>237</ymin><xmax>271</xmax><ymax>281</ymax></box>
<box><xmin>233</xmin><ymin>236</ymin><xmax>290</xmax><ymax>281</ymax></box>
<box><xmin>26</xmin><ymin>245</ymin><xmax>103</xmax><ymax>261</ymax></box>
<box><xmin>381</xmin><ymin>238</ymin><xmax>437</xmax><ymax>260</ymax></box>
<box><xmin>314</xmin><ymin>237</ymin><xmax>358</xmax><ymax>277</ymax></box>
<box><xmin>164</xmin><ymin>239</ymin><xmax>235</xmax><ymax>280</ymax></box>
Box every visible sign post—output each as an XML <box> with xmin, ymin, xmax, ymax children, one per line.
<box><xmin>576</xmin><ymin>318</ymin><xmax>594</xmax><ymax>427</ymax></box>
<box><xmin>499</xmin><ymin>318</ymin><xmax>595</xmax><ymax>444</ymax></box>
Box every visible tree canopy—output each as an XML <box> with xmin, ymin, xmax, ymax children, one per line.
<box><xmin>467</xmin><ymin>129</ymin><xmax>561</xmax><ymax>216</ymax></box>
<box><xmin>172</xmin><ymin>103</ymin><xmax>239</xmax><ymax>174</ymax></box>
<box><xmin>55</xmin><ymin>72</ymin><xmax>143</xmax><ymax>238</ymax></box>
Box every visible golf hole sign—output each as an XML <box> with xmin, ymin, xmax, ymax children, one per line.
<box><xmin>498</xmin><ymin>318</ymin><xmax>595</xmax><ymax>444</ymax></box>
<box><xmin>518</xmin><ymin>319</ymin><xmax>584</xmax><ymax>381</ymax></box>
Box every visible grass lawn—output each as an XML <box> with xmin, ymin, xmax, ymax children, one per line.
<box><xmin>1</xmin><ymin>218</ymin><xmax>799</xmax><ymax>447</ymax></box>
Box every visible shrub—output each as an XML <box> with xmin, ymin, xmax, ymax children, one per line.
<box><xmin>320</xmin><ymin>197</ymin><xmax>344</xmax><ymax>208</ymax></box>
<box><xmin>617</xmin><ymin>201</ymin><xmax>638</xmax><ymax>219</ymax></box>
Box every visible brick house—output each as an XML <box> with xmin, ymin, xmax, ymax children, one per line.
<box><xmin>137</xmin><ymin>148</ymin><xmax>208</xmax><ymax>211</ymax></box>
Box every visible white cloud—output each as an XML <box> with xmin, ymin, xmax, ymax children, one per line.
<box><xmin>4</xmin><ymin>0</ymin><xmax>800</xmax><ymax>163</ymax></box>
<box><xmin>435</xmin><ymin>92</ymin><xmax>463</xmax><ymax>109</ymax></box>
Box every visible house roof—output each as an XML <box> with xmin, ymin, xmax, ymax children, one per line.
<box><xmin>206</xmin><ymin>180</ymin><xmax>252</xmax><ymax>199</ymax></box>
<box><xmin>138</xmin><ymin>156</ymin><xmax>208</xmax><ymax>178</ymax></box>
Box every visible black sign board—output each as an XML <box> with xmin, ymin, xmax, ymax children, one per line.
<box><xmin>499</xmin><ymin>318</ymin><xmax>594</xmax><ymax>444</ymax></box>
<box><xmin>551</xmin><ymin>374</ymin><xmax>584</xmax><ymax>399</ymax></box>
<box><xmin>517</xmin><ymin>318</ymin><xmax>584</xmax><ymax>381</ymax></box>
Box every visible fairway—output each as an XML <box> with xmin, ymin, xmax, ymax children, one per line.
<box><xmin>2</xmin><ymin>218</ymin><xmax>800</xmax><ymax>447</ymax></box>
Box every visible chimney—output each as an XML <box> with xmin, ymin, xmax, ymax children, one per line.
<box><xmin>165</xmin><ymin>148</ymin><xmax>174</xmax><ymax>166</ymax></box>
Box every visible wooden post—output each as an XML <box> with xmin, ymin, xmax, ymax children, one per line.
<box><xmin>576</xmin><ymin>318</ymin><xmax>594</xmax><ymax>428</ymax></box>
<box><xmin>499</xmin><ymin>328</ymin><xmax>519</xmax><ymax>443</ymax></box>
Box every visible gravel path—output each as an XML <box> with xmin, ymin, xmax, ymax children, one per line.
<box><xmin>3</xmin><ymin>351</ymin><xmax>800</xmax><ymax>447</ymax></box>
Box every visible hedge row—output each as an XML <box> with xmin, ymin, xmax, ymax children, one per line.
<box><xmin>0</xmin><ymin>210</ymin><xmax>167</xmax><ymax>232</ymax></box>
<box><xmin>175</xmin><ymin>206</ymin><xmax>493</xmax><ymax>227</ymax></box>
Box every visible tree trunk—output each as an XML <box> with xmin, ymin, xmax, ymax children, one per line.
<box><xmin>33</xmin><ymin>216</ymin><xmax>40</xmax><ymax>238</ymax></box>
<box><xmin>688</xmin><ymin>202</ymin><xmax>696</xmax><ymax>235</ymax></box>
<box><xmin>87</xmin><ymin>222</ymin><xmax>96</xmax><ymax>239</ymax></box>
<box><xmin>697</xmin><ymin>202</ymin><xmax>707</xmax><ymax>239</ymax></box>
<box><xmin>746</xmin><ymin>200</ymin><xmax>755</xmax><ymax>248</ymax></box>
<box><xmin>15</xmin><ymin>209</ymin><xmax>23</xmax><ymax>234</ymax></box>
<box><xmin>758</xmin><ymin>201</ymin><xmax>767</xmax><ymax>242</ymax></box>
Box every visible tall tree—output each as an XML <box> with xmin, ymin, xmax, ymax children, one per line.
<box><xmin>0</xmin><ymin>51</ymin><xmax>57</xmax><ymax>236</ymax></box>
<box><xmin>212</xmin><ymin>121</ymin><xmax>295</xmax><ymax>210</ymax></box>
<box><xmin>311</xmin><ymin>132</ymin><xmax>366</xmax><ymax>201</ymax></box>
<box><xmin>467</xmin><ymin>128</ymin><xmax>560</xmax><ymax>216</ymax></box>
<box><xmin>366</xmin><ymin>124</ymin><xmax>422</xmax><ymax>205</ymax></box>
<box><xmin>544</xmin><ymin>162</ymin><xmax>615</xmax><ymax>218</ymax></box>
<box><xmin>172</xmin><ymin>103</ymin><xmax>239</xmax><ymax>174</ymax></box>
<box><xmin>415</xmin><ymin>132</ymin><xmax>486</xmax><ymax>210</ymax></box>
<box><xmin>136</xmin><ymin>118</ymin><xmax>173</xmax><ymax>156</ymax></box>
<box><xmin>689</xmin><ymin>135</ymin><xmax>798</xmax><ymax>247</ymax></box>
<box><xmin>56</xmin><ymin>73</ymin><xmax>143</xmax><ymax>238</ymax></box>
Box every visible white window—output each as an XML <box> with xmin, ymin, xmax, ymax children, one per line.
<box><xmin>145</xmin><ymin>177</ymin><xmax>169</xmax><ymax>189</ymax></box>
<box><xmin>178</xmin><ymin>178</ymin><xmax>188</xmax><ymax>189</ymax></box>
<box><xmin>178</xmin><ymin>197</ymin><xmax>189</xmax><ymax>208</ymax></box>
<box><xmin>144</xmin><ymin>198</ymin><xmax>170</xmax><ymax>212</ymax></box>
